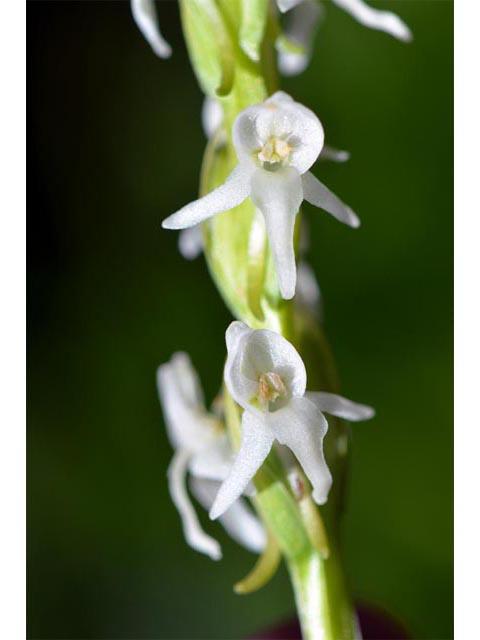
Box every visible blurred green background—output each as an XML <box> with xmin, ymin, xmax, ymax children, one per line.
<box><xmin>27</xmin><ymin>1</ymin><xmax>452</xmax><ymax>638</ymax></box>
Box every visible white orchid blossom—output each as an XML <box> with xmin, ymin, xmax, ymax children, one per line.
<box><xmin>179</xmin><ymin>97</ymin><xmax>348</xmax><ymax>261</ymax></box>
<box><xmin>277</xmin><ymin>0</ymin><xmax>411</xmax><ymax>51</ymax></box>
<box><xmin>131</xmin><ymin>0</ymin><xmax>172</xmax><ymax>58</ymax></box>
<box><xmin>157</xmin><ymin>352</ymin><xmax>266</xmax><ymax>560</ymax></box>
<box><xmin>209</xmin><ymin>322</ymin><xmax>374</xmax><ymax>520</ymax></box>
<box><xmin>163</xmin><ymin>92</ymin><xmax>359</xmax><ymax>300</ymax></box>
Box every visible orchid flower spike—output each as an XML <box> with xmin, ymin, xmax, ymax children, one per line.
<box><xmin>163</xmin><ymin>91</ymin><xmax>359</xmax><ymax>300</ymax></box>
<box><xmin>277</xmin><ymin>0</ymin><xmax>411</xmax><ymax>45</ymax></box>
<box><xmin>209</xmin><ymin>322</ymin><xmax>374</xmax><ymax>520</ymax></box>
<box><xmin>157</xmin><ymin>352</ymin><xmax>266</xmax><ymax>560</ymax></box>
<box><xmin>131</xmin><ymin>0</ymin><xmax>172</xmax><ymax>58</ymax></box>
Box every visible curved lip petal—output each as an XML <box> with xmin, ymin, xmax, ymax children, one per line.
<box><xmin>168</xmin><ymin>449</ymin><xmax>222</xmax><ymax>560</ymax></box>
<box><xmin>210</xmin><ymin>411</ymin><xmax>274</xmax><ymax>520</ymax></box>
<box><xmin>250</xmin><ymin>166</ymin><xmax>303</xmax><ymax>299</ymax></box>
<box><xmin>162</xmin><ymin>165</ymin><xmax>252</xmax><ymax>230</ymax></box>
<box><xmin>131</xmin><ymin>0</ymin><xmax>172</xmax><ymax>58</ymax></box>
<box><xmin>332</xmin><ymin>0</ymin><xmax>412</xmax><ymax>42</ymax></box>
<box><xmin>306</xmin><ymin>391</ymin><xmax>375</xmax><ymax>421</ymax></box>
<box><xmin>302</xmin><ymin>171</ymin><xmax>360</xmax><ymax>228</ymax></box>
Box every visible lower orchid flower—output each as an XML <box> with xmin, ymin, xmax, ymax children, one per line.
<box><xmin>210</xmin><ymin>322</ymin><xmax>374</xmax><ymax>520</ymax></box>
<box><xmin>157</xmin><ymin>352</ymin><xmax>266</xmax><ymax>560</ymax></box>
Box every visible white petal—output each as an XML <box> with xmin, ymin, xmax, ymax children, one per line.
<box><xmin>189</xmin><ymin>434</ymin><xmax>234</xmax><ymax>482</ymax></box>
<box><xmin>232</xmin><ymin>95</ymin><xmax>324</xmax><ymax>174</ymax></box>
<box><xmin>296</xmin><ymin>261</ymin><xmax>322</xmax><ymax>313</ymax></box>
<box><xmin>302</xmin><ymin>171</ymin><xmax>360</xmax><ymax>228</ymax></box>
<box><xmin>210</xmin><ymin>411</ymin><xmax>274</xmax><ymax>520</ymax></box>
<box><xmin>277</xmin><ymin>0</ymin><xmax>304</xmax><ymax>12</ymax></box>
<box><xmin>224</xmin><ymin>321</ymin><xmax>307</xmax><ymax>412</ymax></box>
<box><xmin>272</xmin><ymin>397</ymin><xmax>332</xmax><ymax>505</ymax></box>
<box><xmin>251</xmin><ymin>166</ymin><xmax>303</xmax><ymax>299</ymax></box>
<box><xmin>178</xmin><ymin>226</ymin><xmax>204</xmax><ymax>260</ymax></box>
<box><xmin>278</xmin><ymin>0</ymin><xmax>322</xmax><ymax>77</ymax></box>
<box><xmin>191</xmin><ymin>477</ymin><xmax>266</xmax><ymax>553</ymax></box>
<box><xmin>168</xmin><ymin>450</ymin><xmax>221</xmax><ymax>560</ymax></box>
<box><xmin>157</xmin><ymin>353</ymin><xmax>212</xmax><ymax>449</ymax></box>
<box><xmin>306</xmin><ymin>391</ymin><xmax>375</xmax><ymax>421</ymax></box>
<box><xmin>332</xmin><ymin>0</ymin><xmax>412</xmax><ymax>42</ymax></box>
<box><xmin>162</xmin><ymin>165</ymin><xmax>251</xmax><ymax>230</ymax></box>
<box><xmin>320</xmin><ymin>145</ymin><xmax>350</xmax><ymax>163</ymax></box>
<box><xmin>201</xmin><ymin>97</ymin><xmax>224</xmax><ymax>139</ymax></box>
<box><xmin>131</xmin><ymin>0</ymin><xmax>172</xmax><ymax>58</ymax></box>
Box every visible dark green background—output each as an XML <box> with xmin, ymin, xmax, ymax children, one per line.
<box><xmin>27</xmin><ymin>1</ymin><xmax>453</xmax><ymax>638</ymax></box>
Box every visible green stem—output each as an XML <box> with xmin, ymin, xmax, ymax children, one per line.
<box><xmin>287</xmin><ymin>545</ymin><xmax>358</xmax><ymax>640</ymax></box>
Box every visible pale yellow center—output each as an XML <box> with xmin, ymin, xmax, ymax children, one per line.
<box><xmin>258</xmin><ymin>371</ymin><xmax>287</xmax><ymax>406</ymax></box>
<box><xmin>257</xmin><ymin>138</ymin><xmax>292</xmax><ymax>166</ymax></box>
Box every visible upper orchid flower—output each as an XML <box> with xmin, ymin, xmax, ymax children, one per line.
<box><xmin>157</xmin><ymin>352</ymin><xmax>266</xmax><ymax>560</ymax></box>
<box><xmin>163</xmin><ymin>91</ymin><xmax>359</xmax><ymax>300</ymax></box>
<box><xmin>209</xmin><ymin>322</ymin><xmax>374</xmax><ymax>520</ymax></box>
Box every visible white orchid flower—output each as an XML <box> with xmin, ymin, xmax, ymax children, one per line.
<box><xmin>131</xmin><ymin>0</ymin><xmax>172</xmax><ymax>58</ymax></box>
<box><xmin>163</xmin><ymin>91</ymin><xmax>359</xmax><ymax>300</ymax></box>
<box><xmin>209</xmin><ymin>322</ymin><xmax>374</xmax><ymax>519</ymax></box>
<box><xmin>179</xmin><ymin>96</ymin><xmax>347</xmax><ymax>261</ymax></box>
<box><xmin>157</xmin><ymin>352</ymin><xmax>266</xmax><ymax>560</ymax></box>
<box><xmin>277</xmin><ymin>0</ymin><xmax>411</xmax><ymax>48</ymax></box>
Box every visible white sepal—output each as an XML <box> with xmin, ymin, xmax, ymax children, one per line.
<box><xmin>131</xmin><ymin>0</ymin><xmax>172</xmax><ymax>58</ymax></box>
<box><xmin>333</xmin><ymin>0</ymin><xmax>412</xmax><ymax>42</ymax></box>
<box><xmin>302</xmin><ymin>171</ymin><xmax>360</xmax><ymax>228</ymax></box>
<box><xmin>306</xmin><ymin>391</ymin><xmax>375</xmax><ymax>421</ymax></box>
<box><xmin>162</xmin><ymin>165</ymin><xmax>251</xmax><ymax>229</ymax></box>
<box><xmin>168</xmin><ymin>450</ymin><xmax>221</xmax><ymax>560</ymax></box>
